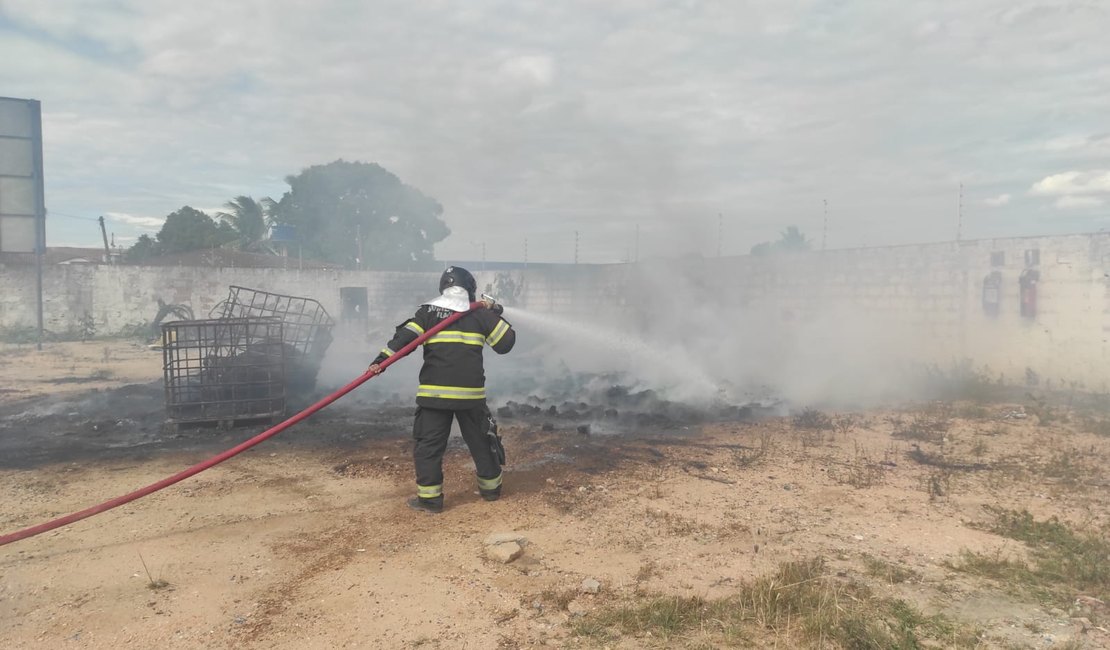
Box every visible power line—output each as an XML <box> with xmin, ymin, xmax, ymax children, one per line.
<box><xmin>47</xmin><ymin>211</ymin><xmax>99</xmax><ymax>222</ymax></box>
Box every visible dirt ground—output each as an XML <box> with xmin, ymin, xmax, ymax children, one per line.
<box><xmin>1</xmin><ymin>340</ymin><xmax>1109</xmax><ymax>649</ymax></box>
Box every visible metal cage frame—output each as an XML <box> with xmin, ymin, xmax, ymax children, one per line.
<box><xmin>213</xmin><ymin>286</ymin><xmax>335</xmax><ymax>393</ymax></box>
<box><xmin>162</xmin><ymin>317</ymin><xmax>286</xmax><ymax>426</ymax></box>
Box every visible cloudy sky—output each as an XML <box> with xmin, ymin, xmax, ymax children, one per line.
<box><xmin>1</xmin><ymin>0</ymin><xmax>1108</xmax><ymax>262</ymax></box>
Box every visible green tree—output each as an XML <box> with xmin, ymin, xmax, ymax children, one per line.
<box><xmin>274</xmin><ymin>160</ymin><xmax>449</xmax><ymax>269</ymax></box>
<box><xmin>217</xmin><ymin>195</ymin><xmax>277</xmax><ymax>252</ymax></box>
<box><xmin>751</xmin><ymin>225</ymin><xmax>811</xmax><ymax>256</ymax></box>
<box><xmin>125</xmin><ymin>233</ymin><xmax>159</xmax><ymax>262</ymax></box>
<box><xmin>155</xmin><ymin>206</ymin><xmax>234</xmax><ymax>254</ymax></box>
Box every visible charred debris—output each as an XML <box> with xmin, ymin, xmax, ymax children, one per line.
<box><xmin>495</xmin><ymin>378</ymin><xmax>780</xmax><ymax>432</ymax></box>
<box><xmin>161</xmin><ymin>286</ymin><xmax>334</xmax><ymax>430</ymax></box>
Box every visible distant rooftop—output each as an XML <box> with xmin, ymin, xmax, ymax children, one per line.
<box><xmin>135</xmin><ymin>248</ymin><xmax>338</xmax><ymax>269</ymax></box>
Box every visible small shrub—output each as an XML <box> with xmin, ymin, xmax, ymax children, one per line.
<box><xmin>793</xmin><ymin>409</ymin><xmax>834</xmax><ymax>431</ymax></box>
<box><xmin>78</xmin><ymin>312</ymin><xmax>97</xmax><ymax>341</ymax></box>
<box><xmin>1041</xmin><ymin>448</ymin><xmax>1085</xmax><ymax>485</ymax></box>
<box><xmin>971</xmin><ymin>439</ymin><xmax>989</xmax><ymax>461</ymax></box>
<box><xmin>862</xmin><ymin>556</ymin><xmax>920</xmax><ymax>584</ymax></box>
<box><xmin>537</xmin><ymin>587</ymin><xmax>578</xmax><ymax>612</ymax></box>
<box><xmin>921</xmin><ymin>359</ymin><xmax>1005</xmax><ymax>402</ymax></box>
<box><xmin>832</xmin><ymin>442</ymin><xmax>884</xmax><ymax>489</ymax></box>
<box><xmin>138</xmin><ymin>552</ymin><xmax>169</xmax><ymax>590</ymax></box>
<box><xmin>734</xmin><ymin>430</ymin><xmax>773</xmax><ymax>467</ymax></box>
<box><xmin>891</xmin><ymin>411</ymin><xmax>950</xmax><ymax>443</ymax></box>
<box><xmin>925</xmin><ymin>470</ymin><xmax>952</xmax><ymax>500</ymax></box>
<box><xmin>834</xmin><ymin>414</ymin><xmax>862</xmax><ymax>434</ymax></box>
<box><xmin>1026</xmin><ymin>394</ymin><xmax>1060</xmax><ymax>427</ymax></box>
<box><xmin>956</xmin><ymin>403</ymin><xmax>992</xmax><ymax>420</ymax></box>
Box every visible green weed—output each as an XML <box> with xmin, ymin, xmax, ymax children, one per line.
<box><xmin>951</xmin><ymin>509</ymin><xmax>1110</xmax><ymax>605</ymax></box>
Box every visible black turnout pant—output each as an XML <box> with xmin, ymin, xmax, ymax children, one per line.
<box><xmin>413</xmin><ymin>403</ymin><xmax>500</xmax><ymax>499</ymax></box>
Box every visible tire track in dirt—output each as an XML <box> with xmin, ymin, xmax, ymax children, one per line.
<box><xmin>232</xmin><ymin>515</ymin><xmax>374</xmax><ymax>646</ymax></box>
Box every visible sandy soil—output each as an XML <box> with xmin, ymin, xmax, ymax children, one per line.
<box><xmin>0</xmin><ymin>341</ymin><xmax>159</xmax><ymax>399</ymax></box>
<box><xmin>1</xmin><ymin>340</ymin><xmax>1109</xmax><ymax>648</ymax></box>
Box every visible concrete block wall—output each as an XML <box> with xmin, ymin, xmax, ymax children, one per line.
<box><xmin>689</xmin><ymin>234</ymin><xmax>1110</xmax><ymax>390</ymax></box>
<box><xmin>3</xmin><ymin>232</ymin><xmax>1109</xmax><ymax>389</ymax></box>
<box><xmin>0</xmin><ymin>263</ymin><xmax>439</xmax><ymax>337</ymax></box>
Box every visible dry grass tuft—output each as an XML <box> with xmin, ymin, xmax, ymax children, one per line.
<box><xmin>575</xmin><ymin>558</ymin><xmax>978</xmax><ymax>648</ymax></box>
<box><xmin>950</xmin><ymin>508</ymin><xmax>1110</xmax><ymax>606</ymax></box>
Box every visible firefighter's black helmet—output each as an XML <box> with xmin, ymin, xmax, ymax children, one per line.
<box><xmin>440</xmin><ymin>266</ymin><xmax>477</xmax><ymax>301</ymax></box>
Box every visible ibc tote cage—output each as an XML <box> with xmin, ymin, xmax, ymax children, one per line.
<box><xmin>162</xmin><ymin>317</ymin><xmax>286</xmax><ymax>428</ymax></box>
<box><xmin>213</xmin><ymin>286</ymin><xmax>335</xmax><ymax>392</ymax></box>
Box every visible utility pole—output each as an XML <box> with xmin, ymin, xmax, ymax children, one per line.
<box><xmin>574</xmin><ymin>231</ymin><xmax>579</xmax><ymax>265</ymax></box>
<box><xmin>524</xmin><ymin>237</ymin><xmax>528</xmax><ymax>269</ymax></box>
<box><xmin>634</xmin><ymin>224</ymin><xmax>639</xmax><ymax>263</ymax></box>
<box><xmin>717</xmin><ymin>213</ymin><xmax>723</xmax><ymax>258</ymax></box>
<box><xmin>98</xmin><ymin>215</ymin><xmax>111</xmax><ymax>263</ymax></box>
<box><xmin>481</xmin><ymin>242</ymin><xmax>486</xmax><ymax>271</ymax></box>
<box><xmin>355</xmin><ymin>224</ymin><xmax>363</xmax><ymax>270</ymax></box>
<box><xmin>956</xmin><ymin>183</ymin><xmax>964</xmax><ymax>242</ymax></box>
<box><xmin>822</xmin><ymin>199</ymin><xmax>828</xmax><ymax>252</ymax></box>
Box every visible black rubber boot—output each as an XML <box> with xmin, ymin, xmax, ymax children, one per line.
<box><xmin>479</xmin><ymin>487</ymin><xmax>501</xmax><ymax>502</ymax></box>
<box><xmin>407</xmin><ymin>496</ymin><xmax>443</xmax><ymax>513</ymax></box>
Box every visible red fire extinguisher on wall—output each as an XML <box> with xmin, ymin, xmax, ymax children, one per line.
<box><xmin>1019</xmin><ymin>269</ymin><xmax>1039</xmax><ymax>318</ymax></box>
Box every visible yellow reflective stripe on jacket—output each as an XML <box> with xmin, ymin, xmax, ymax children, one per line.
<box><xmin>416</xmin><ymin>384</ymin><xmax>486</xmax><ymax>399</ymax></box>
<box><xmin>416</xmin><ymin>484</ymin><xmax>442</xmax><ymax>498</ymax></box>
<box><xmin>477</xmin><ymin>473</ymin><xmax>502</xmax><ymax>490</ymax></box>
<box><xmin>425</xmin><ymin>331</ymin><xmax>485</xmax><ymax>346</ymax></box>
<box><xmin>404</xmin><ymin>321</ymin><xmax>425</xmax><ymax>335</ymax></box>
<box><xmin>380</xmin><ymin>347</ymin><xmax>395</xmax><ymax>357</ymax></box>
<box><xmin>486</xmin><ymin>320</ymin><xmax>510</xmax><ymax>346</ymax></box>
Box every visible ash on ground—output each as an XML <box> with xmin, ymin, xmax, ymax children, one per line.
<box><xmin>493</xmin><ymin>372</ymin><xmax>781</xmax><ymax>433</ymax></box>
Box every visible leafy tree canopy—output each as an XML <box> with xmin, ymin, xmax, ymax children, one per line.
<box><xmin>124</xmin><ymin>233</ymin><xmax>159</xmax><ymax>263</ymax></box>
<box><xmin>125</xmin><ymin>205</ymin><xmax>235</xmax><ymax>261</ymax></box>
<box><xmin>751</xmin><ymin>225</ymin><xmax>811</xmax><ymax>256</ymax></box>
<box><xmin>156</xmin><ymin>205</ymin><xmax>236</xmax><ymax>254</ymax></box>
<box><xmin>274</xmin><ymin>160</ymin><xmax>449</xmax><ymax>270</ymax></box>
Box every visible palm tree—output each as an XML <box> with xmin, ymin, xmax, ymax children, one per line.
<box><xmin>217</xmin><ymin>196</ymin><xmax>277</xmax><ymax>252</ymax></box>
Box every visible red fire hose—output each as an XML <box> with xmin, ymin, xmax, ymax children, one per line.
<box><xmin>0</xmin><ymin>304</ymin><xmax>481</xmax><ymax>548</ymax></box>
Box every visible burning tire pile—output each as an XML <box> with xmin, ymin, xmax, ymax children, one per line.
<box><xmin>495</xmin><ymin>377</ymin><xmax>779</xmax><ymax>432</ymax></box>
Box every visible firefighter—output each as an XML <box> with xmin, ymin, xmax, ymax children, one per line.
<box><xmin>368</xmin><ymin>266</ymin><xmax>516</xmax><ymax>513</ymax></box>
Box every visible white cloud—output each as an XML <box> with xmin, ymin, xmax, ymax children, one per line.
<box><xmin>104</xmin><ymin>212</ymin><xmax>164</xmax><ymax>230</ymax></box>
<box><xmin>1030</xmin><ymin>170</ymin><xmax>1110</xmax><ymax>197</ymax></box>
<box><xmin>1055</xmin><ymin>196</ymin><xmax>1104</xmax><ymax>209</ymax></box>
<box><xmin>984</xmin><ymin>193</ymin><xmax>1011</xmax><ymax>207</ymax></box>
<box><xmin>500</xmin><ymin>54</ymin><xmax>556</xmax><ymax>87</ymax></box>
<box><xmin>4</xmin><ymin>0</ymin><xmax>1110</xmax><ymax>259</ymax></box>
<box><xmin>1044</xmin><ymin>136</ymin><xmax>1091</xmax><ymax>153</ymax></box>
